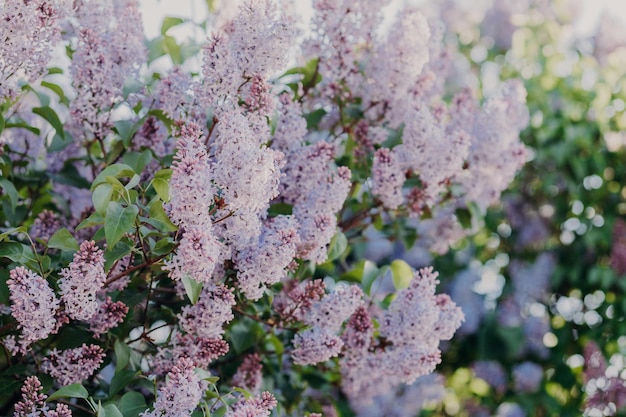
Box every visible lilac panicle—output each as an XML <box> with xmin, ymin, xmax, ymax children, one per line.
<box><xmin>42</xmin><ymin>344</ymin><xmax>105</xmax><ymax>386</ymax></box>
<box><xmin>141</xmin><ymin>357</ymin><xmax>207</xmax><ymax>417</ymax></box>
<box><xmin>7</xmin><ymin>267</ymin><xmax>60</xmax><ymax>353</ymax></box>
<box><xmin>59</xmin><ymin>241</ymin><xmax>106</xmax><ymax>321</ymax></box>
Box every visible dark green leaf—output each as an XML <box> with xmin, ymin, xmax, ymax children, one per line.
<box><xmin>47</xmin><ymin>384</ymin><xmax>89</xmax><ymax>401</ymax></box>
<box><xmin>118</xmin><ymin>392</ymin><xmax>147</xmax><ymax>417</ymax></box>
<box><xmin>114</xmin><ymin>339</ymin><xmax>131</xmax><ymax>372</ymax></box>
<box><xmin>105</xmin><ymin>202</ymin><xmax>139</xmax><ymax>249</ymax></box>
<box><xmin>32</xmin><ymin>106</ymin><xmax>65</xmax><ymax>139</ymax></box>
<box><xmin>48</xmin><ymin>228</ymin><xmax>79</xmax><ymax>252</ymax></box>
<box><xmin>109</xmin><ymin>370</ymin><xmax>137</xmax><ymax>396</ymax></box>
<box><xmin>98</xmin><ymin>403</ymin><xmax>123</xmax><ymax>417</ymax></box>
<box><xmin>182</xmin><ymin>275</ymin><xmax>203</xmax><ymax>304</ymax></box>
<box><xmin>0</xmin><ymin>178</ymin><xmax>18</xmax><ymax>210</ymax></box>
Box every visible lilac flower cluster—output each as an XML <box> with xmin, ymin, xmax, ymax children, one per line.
<box><xmin>14</xmin><ymin>376</ymin><xmax>72</xmax><ymax>417</ymax></box>
<box><xmin>292</xmin><ymin>285</ymin><xmax>364</xmax><ymax>365</ymax></box>
<box><xmin>59</xmin><ymin>240</ymin><xmax>107</xmax><ymax>321</ymax></box>
<box><xmin>42</xmin><ymin>344</ymin><xmax>105</xmax><ymax>386</ymax></box>
<box><xmin>69</xmin><ymin>0</ymin><xmax>146</xmax><ymax>141</ymax></box>
<box><xmin>7</xmin><ymin>267</ymin><xmax>60</xmax><ymax>354</ymax></box>
<box><xmin>341</xmin><ymin>267</ymin><xmax>463</xmax><ymax>408</ymax></box>
<box><xmin>141</xmin><ymin>357</ymin><xmax>207</xmax><ymax>417</ymax></box>
<box><xmin>0</xmin><ymin>0</ymin><xmax>67</xmax><ymax>101</ymax></box>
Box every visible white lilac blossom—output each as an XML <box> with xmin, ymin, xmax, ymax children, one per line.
<box><xmin>178</xmin><ymin>284</ymin><xmax>236</xmax><ymax>339</ymax></box>
<box><xmin>7</xmin><ymin>267</ymin><xmax>60</xmax><ymax>354</ymax></box>
<box><xmin>457</xmin><ymin>79</ymin><xmax>529</xmax><ymax>210</ymax></box>
<box><xmin>272</xmin><ymin>93</ymin><xmax>308</xmax><ymax>153</ymax></box>
<box><xmin>69</xmin><ymin>0</ymin><xmax>146</xmax><ymax>141</ymax></box>
<box><xmin>280</xmin><ymin>142</ymin><xmax>352</xmax><ymax>263</ymax></box>
<box><xmin>42</xmin><ymin>344</ymin><xmax>105</xmax><ymax>386</ymax></box>
<box><xmin>164</xmin><ymin>228</ymin><xmax>222</xmax><ymax>283</ymax></box>
<box><xmin>360</xmin><ymin>9</ymin><xmax>431</xmax><ymax>125</ymax></box>
<box><xmin>292</xmin><ymin>285</ymin><xmax>364</xmax><ymax>365</ymax></box>
<box><xmin>0</xmin><ymin>0</ymin><xmax>67</xmax><ymax>101</ymax></box>
<box><xmin>199</xmin><ymin>0</ymin><xmax>295</xmax><ymax>110</ymax></box>
<box><xmin>235</xmin><ymin>216</ymin><xmax>300</xmax><ymax>300</ymax></box>
<box><xmin>211</xmin><ymin>108</ymin><xmax>284</xmax><ymax>249</ymax></box>
<box><xmin>164</xmin><ymin>123</ymin><xmax>222</xmax><ymax>283</ymax></box>
<box><xmin>304</xmin><ymin>0</ymin><xmax>388</xmax><ymax>88</ymax></box>
<box><xmin>167</xmin><ymin>123</ymin><xmax>215</xmax><ymax>227</ymax></box>
<box><xmin>59</xmin><ymin>240</ymin><xmax>106</xmax><ymax>321</ymax></box>
<box><xmin>87</xmin><ymin>297</ymin><xmax>129</xmax><ymax>338</ymax></box>
<box><xmin>141</xmin><ymin>357</ymin><xmax>207</xmax><ymax>417</ymax></box>
<box><xmin>341</xmin><ymin>267</ymin><xmax>463</xmax><ymax>405</ymax></box>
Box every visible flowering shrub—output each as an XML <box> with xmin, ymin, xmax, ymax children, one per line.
<box><xmin>0</xmin><ymin>0</ymin><xmax>531</xmax><ymax>416</ymax></box>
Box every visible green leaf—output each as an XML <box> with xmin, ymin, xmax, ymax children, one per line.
<box><xmin>0</xmin><ymin>226</ymin><xmax>27</xmax><ymax>242</ymax></box>
<box><xmin>152</xmin><ymin>169</ymin><xmax>172</xmax><ymax>202</ymax></box>
<box><xmin>146</xmin><ymin>37</ymin><xmax>166</xmax><ymax>63</ymax></box>
<box><xmin>47</xmin><ymin>67</ymin><xmax>63</xmax><ymax>75</ymax></box>
<box><xmin>93</xmin><ymin>183</ymin><xmax>114</xmax><ymax>216</ymax></box>
<box><xmin>0</xmin><ymin>112</ymin><xmax>4</xmax><ymax>136</ymax></box>
<box><xmin>104</xmin><ymin>240</ymin><xmax>133</xmax><ymax>271</ymax></box>
<box><xmin>455</xmin><ymin>207</ymin><xmax>472</xmax><ymax>229</ymax></box>
<box><xmin>268</xmin><ymin>203</ymin><xmax>293</xmax><ymax>217</ymax></box>
<box><xmin>122</xmin><ymin>150</ymin><xmax>153</xmax><ymax>174</ymax></box>
<box><xmin>114</xmin><ymin>339</ymin><xmax>131</xmax><ymax>372</ymax></box>
<box><xmin>105</xmin><ymin>202</ymin><xmax>139</xmax><ymax>249</ymax></box>
<box><xmin>98</xmin><ymin>403</ymin><xmax>123</xmax><ymax>417</ymax></box>
<box><xmin>0</xmin><ymin>178</ymin><xmax>18</xmax><ymax>210</ymax></box>
<box><xmin>361</xmin><ymin>260</ymin><xmax>380</xmax><ymax>295</ymax></box>
<box><xmin>41</xmin><ymin>81</ymin><xmax>68</xmax><ymax>105</ymax></box>
<box><xmin>123</xmin><ymin>78</ymin><xmax>145</xmax><ymax>98</ymax></box>
<box><xmin>92</xmin><ymin>164</ymin><xmax>136</xmax><ymax>190</ymax></box>
<box><xmin>76</xmin><ymin>211</ymin><xmax>105</xmax><ymax>231</ymax></box>
<box><xmin>47</xmin><ymin>383</ymin><xmax>89</xmax><ymax>401</ymax></box>
<box><xmin>0</xmin><ymin>242</ymin><xmax>35</xmax><ymax>264</ymax></box>
<box><xmin>118</xmin><ymin>392</ymin><xmax>147</xmax><ymax>417</ymax></box>
<box><xmin>109</xmin><ymin>370</ymin><xmax>137</xmax><ymax>396</ymax></box>
<box><xmin>48</xmin><ymin>228</ymin><xmax>79</xmax><ymax>252</ymax></box>
<box><xmin>145</xmin><ymin>200</ymin><xmax>177</xmax><ymax>232</ymax></box>
<box><xmin>162</xmin><ymin>35</ymin><xmax>182</xmax><ymax>64</ymax></box>
<box><xmin>305</xmin><ymin>108</ymin><xmax>326</xmax><ymax>130</ymax></box>
<box><xmin>125</xmin><ymin>174</ymin><xmax>141</xmax><ymax>191</ymax></box>
<box><xmin>390</xmin><ymin>259</ymin><xmax>413</xmax><ymax>290</ymax></box>
<box><xmin>161</xmin><ymin>16</ymin><xmax>185</xmax><ymax>35</ymax></box>
<box><xmin>182</xmin><ymin>275</ymin><xmax>203</xmax><ymax>304</ymax></box>
<box><xmin>327</xmin><ymin>231</ymin><xmax>348</xmax><ymax>262</ymax></box>
<box><xmin>32</xmin><ymin>106</ymin><xmax>65</xmax><ymax>139</ymax></box>
<box><xmin>113</xmin><ymin>121</ymin><xmax>141</xmax><ymax>147</ymax></box>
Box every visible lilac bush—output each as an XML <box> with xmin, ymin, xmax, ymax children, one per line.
<box><xmin>0</xmin><ymin>0</ymin><xmax>530</xmax><ymax>416</ymax></box>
